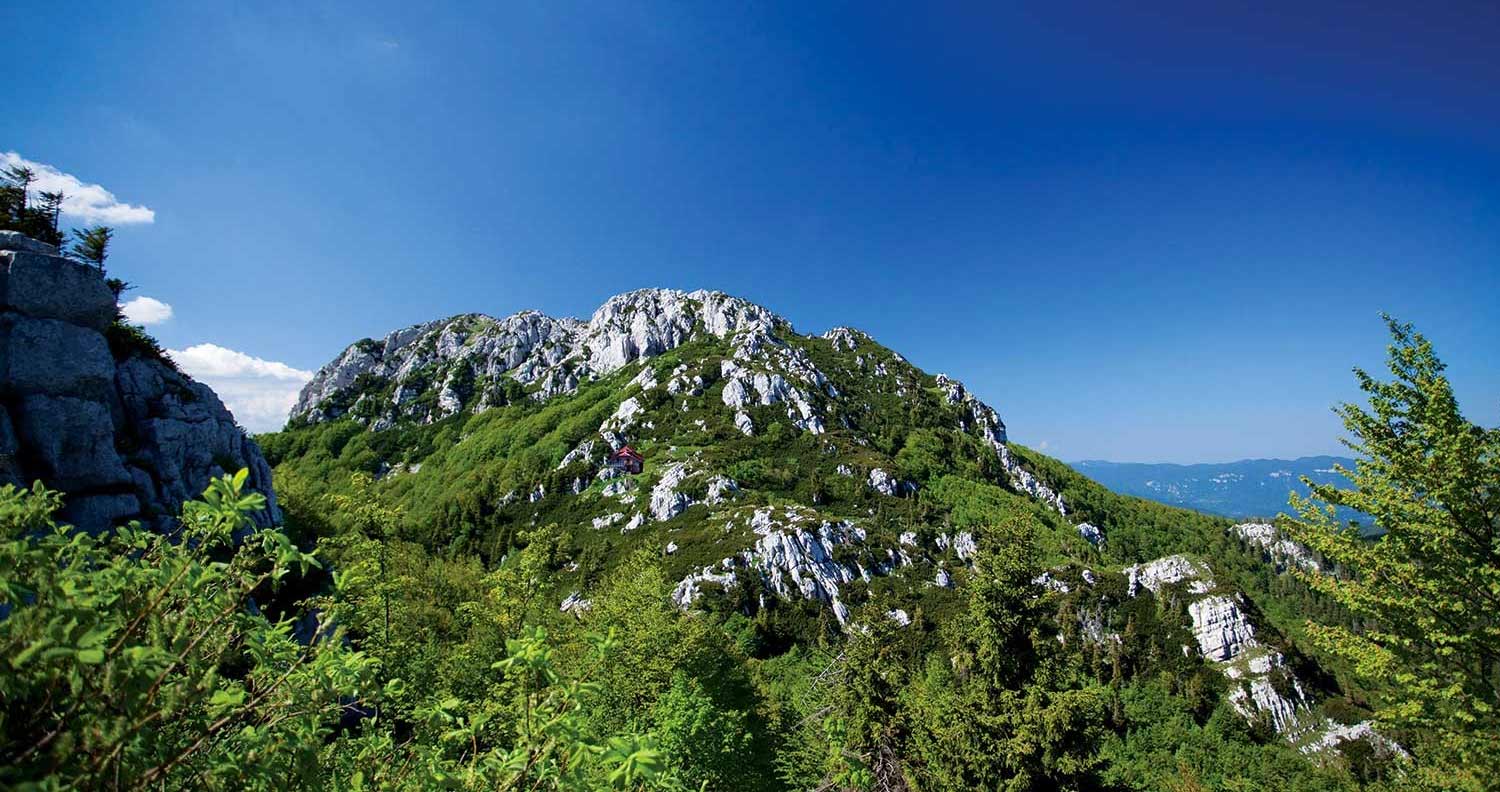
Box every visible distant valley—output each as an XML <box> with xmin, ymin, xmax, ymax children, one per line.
<box><xmin>1070</xmin><ymin>455</ymin><xmax>1359</xmax><ymax>521</ymax></box>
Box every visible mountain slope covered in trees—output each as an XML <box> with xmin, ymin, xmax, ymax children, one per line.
<box><xmin>5</xmin><ymin>285</ymin><xmax>1489</xmax><ymax>790</ymax></box>
<box><xmin>249</xmin><ymin>289</ymin><xmax>1408</xmax><ymax>787</ymax></box>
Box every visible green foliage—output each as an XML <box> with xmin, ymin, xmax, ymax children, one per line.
<box><xmin>0</xmin><ymin>472</ymin><xmax>374</xmax><ymax>790</ymax></box>
<box><xmin>0</xmin><ymin>474</ymin><xmax>717</xmax><ymax>791</ymax></box>
<box><xmin>68</xmin><ymin>224</ymin><xmax>114</xmax><ymax>269</ymax></box>
<box><xmin>105</xmin><ymin>320</ymin><xmax>180</xmax><ymax>370</ymax></box>
<box><xmin>0</xmin><ymin>164</ymin><xmax>64</xmax><ymax>246</ymax></box>
<box><xmin>1287</xmin><ymin>317</ymin><xmax>1499</xmax><ymax>790</ymax></box>
<box><xmin>900</xmin><ymin>516</ymin><xmax>1110</xmax><ymax>791</ymax></box>
<box><xmin>242</xmin><ymin>304</ymin><xmax>1413</xmax><ymax>789</ymax></box>
<box><xmin>651</xmin><ymin>674</ymin><xmax>755</xmax><ymax>790</ymax></box>
<box><xmin>1095</xmin><ymin>678</ymin><xmax>1364</xmax><ymax>792</ymax></box>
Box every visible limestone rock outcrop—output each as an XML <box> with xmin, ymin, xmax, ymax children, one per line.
<box><xmin>1099</xmin><ymin>551</ymin><xmax>1393</xmax><ymax>752</ymax></box>
<box><xmin>671</xmin><ymin>507</ymin><xmax>907</xmax><ymax>626</ymax></box>
<box><xmin>291</xmin><ymin>288</ymin><xmax>804</xmax><ymax>429</ymax></box>
<box><xmin>1231</xmin><ymin>521</ymin><xmax>1322</xmax><ymax>573</ymax></box>
<box><xmin>0</xmin><ymin>234</ymin><xmax>278</xmax><ymax>532</ymax></box>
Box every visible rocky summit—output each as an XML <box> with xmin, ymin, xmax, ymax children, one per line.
<box><xmin>293</xmin><ymin>289</ymin><xmax>819</xmax><ymax>430</ymax></box>
<box><xmin>0</xmin><ymin>232</ymin><xmax>278</xmax><ymax>531</ymax></box>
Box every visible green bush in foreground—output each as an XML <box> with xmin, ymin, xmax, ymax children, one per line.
<box><xmin>0</xmin><ymin>473</ymin><xmax>692</xmax><ymax>791</ymax></box>
<box><xmin>0</xmin><ymin>471</ymin><xmax>368</xmax><ymax>789</ymax></box>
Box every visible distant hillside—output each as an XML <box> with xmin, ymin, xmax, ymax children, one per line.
<box><xmin>1069</xmin><ymin>455</ymin><xmax>1359</xmax><ymax>520</ymax></box>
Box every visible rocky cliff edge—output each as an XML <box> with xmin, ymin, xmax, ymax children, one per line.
<box><xmin>0</xmin><ymin>231</ymin><xmax>279</xmax><ymax>532</ymax></box>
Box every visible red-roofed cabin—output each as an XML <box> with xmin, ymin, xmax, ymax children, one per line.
<box><xmin>606</xmin><ymin>445</ymin><xmax>644</xmax><ymax>475</ymax></box>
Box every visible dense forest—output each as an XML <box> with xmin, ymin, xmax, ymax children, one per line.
<box><xmin>1</xmin><ymin>309</ymin><xmax>1493</xmax><ymax>790</ymax></box>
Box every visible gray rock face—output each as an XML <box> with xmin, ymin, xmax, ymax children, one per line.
<box><xmin>822</xmin><ymin>326</ymin><xmax>864</xmax><ymax>352</ymax></box>
<box><xmin>290</xmin><ymin>288</ymin><xmax>841</xmax><ymax>438</ymax></box>
<box><xmin>1103</xmin><ymin>553</ymin><xmax>1357</xmax><ymax>742</ymax></box>
<box><xmin>671</xmin><ymin>508</ymin><xmax>887</xmax><ymax>626</ymax></box>
<box><xmin>1125</xmin><ymin>555</ymin><xmax>1213</xmax><ymax>597</ymax></box>
<box><xmin>867</xmin><ymin>468</ymin><xmax>898</xmax><ymax>496</ymax></box>
<box><xmin>0</xmin><ymin>407</ymin><xmax>18</xmax><ymax>482</ymax></box>
<box><xmin>2</xmin><ymin>316</ymin><xmax>116</xmax><ymax>397</ymax></box>
<box><xmin>1189</xmin><ymin>595</ymin><xmax>1259</xmax><ymax>661</ymax></box>
<box><xmin>557</xmin><ymin>439</ymin><xmax>597</xmax><ymax>470</ymax></box>
<box><xmin>0</xmin><ymin>230</ymin><xmax>61</xmax><ymax>255</ymax></box>
<box><xmin>14</xmin><ymin>394</ymin><xmax>132</xmax><ymax>492</ymax></box>
<box><xmin>1</xmin><ymin>250</ymin><xmax>115</xmax><ymax>330</ymax></box>
<box><xmin>1232</xmin><ymin>522</ymin><xmax>1321</xmax><ymax>572</ymax></box>
<box><xmin>648</xmin><ymin>462</ymin><xmax>693</xmax><ymax>522</ymax></box>
<box><xmin>113</xmin><ymin>358</ymin><xmax>280</xmax><ymax>529</ymax></box>
<box><xmin>0</xmin><ymin>235</ymin><xmax>279</xmax><ymax>532</ymax></box>
<box><xmin>1300</xmin><ymin>720</ymin><xmax>1407</xmax><ymax>759</ymax></box>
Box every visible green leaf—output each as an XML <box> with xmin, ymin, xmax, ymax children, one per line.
<box><xmin>12</xmin><ymin>638</ymin><xmax>48</xmax><ymax>668</ymax></box>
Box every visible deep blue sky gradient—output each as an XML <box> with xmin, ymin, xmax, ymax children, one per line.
<box><xmin>4</xmin><ymin>1</ymin><xmax>1497</xmax><ymax>460</ymax></box>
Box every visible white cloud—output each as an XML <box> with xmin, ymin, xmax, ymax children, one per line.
<box><xmin>2</xmin><ymin>151</ymin><xmax>155</xmax><ymax>225</ymax></box>
<box><xmin>120</xmin><ymin>296</ymin><xmax>174</xmax><ymax>326</ymax></box>
<box><xmin>167</xmin><ymin>343</ymin><xmax>314</xmax><ymax>433</ymax></box>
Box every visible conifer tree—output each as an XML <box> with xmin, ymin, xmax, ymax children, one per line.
<box><xmin>2</xmin><ymin>163</ymin><xmax>34</xmax><ymax>215</ymax></box>
<box><xmin>35</xmin><ymin>190</ymin><xmax>64</xmax><ymax>245</ymax></box>
<box><xmin>1288</xmin><ymin>316</ymin><xmax>1499</xmax><ymax>789</ymax></box>
<box><xmin>69</xmin><ymin>224</ymin><xmax>114</xmax><ymax>271</ymax></box>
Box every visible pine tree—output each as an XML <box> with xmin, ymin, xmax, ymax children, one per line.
<box><xmin>34</xmin><ymin>190</ymin><xmax>64</xmax><ymax>246</ymax></box>
<box><xmin>1</xmin><ymin>164</ymin><xmax>47</xmax><ymax>240</ymax></box>
<box><xmin>1287</xmin><ymin>316</ymin><xmax>1499</xmax><ymax>789</ymax></box>
<box><xmin>69</xmin><ymin>225</ymin><xmax>114</xmax><ymax>271</ymax></box>
<box><xmin>2</xmin><ymin>164</ymin><xmax>34</xmax><ymax>215</ymax></box>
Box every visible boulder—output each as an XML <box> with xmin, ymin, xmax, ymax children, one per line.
<box><xmin>868</xmin><ymin>468</ymin><xmax>898</xmax><ymax>496</ymax></box>
<box><xmin>60</xmin><ymin>493</ymin><xmax>142</xmax><ymax>531</ymax></box>
<box><xmin>1</xmin><ymin>315</ymin><xmax>117</xmax><ymax>397</ymax></box>
<box><xmin>649</xmin><ymin>463</ymin><xmax>693</xmax><ymax>521</ymax></box>
<box><xmin>0</xmin><ymin>250</ymin><xmax>116</xmax><ymax>329</ymax></box>
<box><xmin>0</xmin><ymin>230</ymin><xmax>61</xmax><ymax>255</ymax></box>
<box><xmin>704</xmin><ymin>475</ymin><xmax>738</xmax><ymax>505</ymax></box>
<box><xmin>1077</xmin><ymin>522</ymin><xmax>1104</xmax><ymax>545</ymax></box>
<box><xmin>12</xmin><ymin>394</ymin><xmax>132</xmax><ymax>492</ymax></box>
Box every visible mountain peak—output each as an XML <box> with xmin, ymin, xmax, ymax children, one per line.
<box><xmin>290</xmin><ymin>288</ymin><xmax>802</xmax><ymax>429</ymax></box>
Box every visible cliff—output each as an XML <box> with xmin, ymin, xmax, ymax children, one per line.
<box><xmin>0</xmin><ymin>231</ymin><xmax>279</xmax><ymax>531</ymax></box>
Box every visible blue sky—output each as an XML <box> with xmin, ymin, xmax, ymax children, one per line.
<box><xmin>4</xmin><ymin>1</ymin><xmax>1497</xmax><ymax>460</ymax></box>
